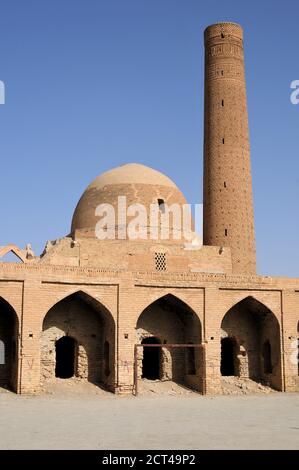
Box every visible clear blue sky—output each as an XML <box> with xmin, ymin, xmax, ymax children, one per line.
<box><xmin>0</xmin><ymin>0</ymin><xmax>298</xmax><ymax>276</ymax></box>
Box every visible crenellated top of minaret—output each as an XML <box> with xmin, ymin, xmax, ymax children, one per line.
<box><xmin>204</xmin><ymin>22</ymin><xmax>243</xmax><ymax>43</ymax></box>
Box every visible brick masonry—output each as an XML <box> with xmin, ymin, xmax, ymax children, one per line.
<box><xmin>0</xmin><ymin>263</ymin><xmax>298</xmax><ymax>395</ymax></box>
<box><xmin>0</xmin><ymin>22</ymin><xmax>298</xmax><ymax>395</ymax></box>
<box><xmin>203</xmin><ymin>23</ymin><xmax>256</xmax><ymax>274</ymax></box>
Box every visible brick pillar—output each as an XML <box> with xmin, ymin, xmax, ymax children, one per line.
<box><xmin>204</xmin><ymin>286</ymin><xmax>222</xmax><ymax>394</ymax></box>
<box><xmin>19</xmin><ymin>280</ymin><xmax>42</xmax><ymax>394</ymax></box>
<box><xmin>116</xmin><ymin>279</ymin><xmax>136</xmax><ymax>394</ymax></box>
<box><xmin>281</xmin><ymin>290</ymin><xmax>299</xmax><ymax>392</ymax></box>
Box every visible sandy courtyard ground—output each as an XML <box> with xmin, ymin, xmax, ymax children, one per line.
<box><xmin>0</xmin><ymin>383</ymin><xmax>298</xmax><ymax>450</ymax></box>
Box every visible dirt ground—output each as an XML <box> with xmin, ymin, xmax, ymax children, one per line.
<box><xmin>0</xmin><ymin>381</ymin><xmax>298</xmax><ymax>450</ymax></box>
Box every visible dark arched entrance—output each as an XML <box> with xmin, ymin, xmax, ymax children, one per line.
<box><xmin>0</xmin><ymin>297</ymin><xmax>18</xmax><ymax>392</ymax></box>
<box><xmin>55</xmin><ymin>336</ymin><xmax>77</xmax><ymax>379</ymax></box>
<box><xmin>136</xmin><ymin>294</ymin><xmax>203</xmax><ymax>393</ymax></box>
<box><xmin>220</xmin><ymin>296</ymin><xmax>282</xmax><ymax>390</ymax></box>
<box><xmin>41</xmin><ymin>291</ymin><xmax>116</xmax><ymax>392</ymax></box>
<box><xmin>141</xmin><ymin>337</ymin><xmax>161</xmax><ymax>380</ymax></box>
<box><xmin>221</xmin><ymin>337</ymin><xmax>236</xmax><ymax>376</ymax></box>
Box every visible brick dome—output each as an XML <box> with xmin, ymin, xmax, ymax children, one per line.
<box><xmin>71</xmin><ymin>163</ymin><xmax>189</xmax><ymax>240</ymax></box>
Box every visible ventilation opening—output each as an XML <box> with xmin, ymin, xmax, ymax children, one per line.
<box><xmin>221</xmin><ymin>337</ymin><xmax>236</xmax><ymax>376</ymax></box>
<box><xmin>141</xmin><ymin>337</ymin><xmax>161</xmax><ymax>380</ymax></box>
<box><xmin>186</xmin><ymin>344</ymin><xmax>196</xmax><ymax>375</ymax></box>
<box><xmin>225</xmin><ymin>229</ymin><xmax>228</xmax><ymax>236</ymax></box>
<box><xmin>224</xmin><ymin>182</ymin><xmax>227</xmax><ymax>188</ymax></box>
<box><xmin>222</xmin><ymin>138</ymin><xmax>225</xmax><ymax>144</ymax></box>
<box><xmin>263</xmin><ymin>341</ymin><xmax>273</xmax><ymax>374</ymax></box>
<box><xmin>221</xmin><ymin>70</ymin><xmax>224</xmax><ymax>76</ymax></box>
<box><xmin>221</xmin><ymin>33</ymin><xmax>225</xmax><ymax>38</ymax></box>
<box><xmin>221</xmin><ymin>99</ymin><xmax>224</xmax><ymax>107</ymax></box>
<box><xmin>55</xmin><ymin>336</ymin><xmax>76</xmax><ymax>379</ymax></box>
<box><xmin>104</xmin><ymin>340</ymin><xmax>110</xmax><ymax>376</ymax></box>
<box><xmin>155</xmin><ymin>252</ymin><xmax>166</xmax><ymax>271</ymax></box>
<box><xmin>157</xmin><ymin>198</ymin><xmax>165</xmax><ymax>213</ymax></box>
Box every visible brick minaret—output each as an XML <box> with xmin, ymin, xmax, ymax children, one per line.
<box><xmin>203</xmin><ymin>22</ymin><xmax>256</xmax><ymax>274</ymax></box>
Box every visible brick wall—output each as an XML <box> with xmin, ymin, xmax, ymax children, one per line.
<box><xmin>0</xmin><ymin>263</ymin><xmax>298</xmax><ymax>395</ymax></box>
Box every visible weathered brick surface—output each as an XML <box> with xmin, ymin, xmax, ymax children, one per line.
<box><xmin>203</xmin><ymin>23</ymin><xmax>256</xmax><ymax>274</ymax></box>
<box><xmin>221</xmin><ymin>298</ymin><xmax>282</xmax><ymax>390</ymax></box>
<box><xmin>0</xmin><ymin>263</ymin><xmax>298</xmax><ymax>395</ymax></box>
<box><xmin>0</xmin><ymin>22</ymin><xmax>298</xmax><ymax>397</ymax></box>
<box><xmin>41</xmin><ymin>293</ymin><xmax>115</xmax><ymax>390</ymax></box>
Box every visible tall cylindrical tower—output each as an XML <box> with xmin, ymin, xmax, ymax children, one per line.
<box><xmin>203</xmin><ymin>22</ymin><xmax>256</xmax><ymax>274</ymax></box>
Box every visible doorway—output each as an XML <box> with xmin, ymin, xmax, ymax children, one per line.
<box><xmin>141</xmin><ymin>337</ymin><xmax>161</xmax><ymax>380</ymax></box>
<box><xmin>55</xmin><ymin>336</ymin><xmax>76</xmax><ymax>379</ymax></box>
<box><xmin>263</xmin><ymin>341</ymin><xmax>273</xmax><ymax>374</ymax></box>
<box><xmin>221</xmin><ymin>337</ymin><xmax>235</xmax><ymax>376</ymax></box>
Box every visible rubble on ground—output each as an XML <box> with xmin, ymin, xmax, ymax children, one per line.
<box><xmin>221</xmin><ymin>376</ymin><xmax>276</xmax><ymax>395</ymax></box>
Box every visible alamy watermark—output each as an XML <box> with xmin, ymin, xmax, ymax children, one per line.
<box><xmin>0</xmin><ymin>80</ymin><xmax>5</xmax><ymax>104</ymax></box>
<box><xmin>290</xmin><ymin>80</ymin><xmax>299</xmax><ymax>105</ymax></box>
<box><xmin>94</xmin><ymin>196</ymin><xmax>203</xmax><ymax>249</ymax></box>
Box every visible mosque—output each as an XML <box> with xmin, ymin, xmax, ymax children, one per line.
<box><xmin>0</xmin><ymin>22</ymin><xmax>298</xmax><ymax>395</ymax></box>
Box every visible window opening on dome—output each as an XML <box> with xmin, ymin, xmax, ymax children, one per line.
<box><xmin>158</xmin><ymin>199</ymin><xmax>165</xmax><ymax>213</ymax></box>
